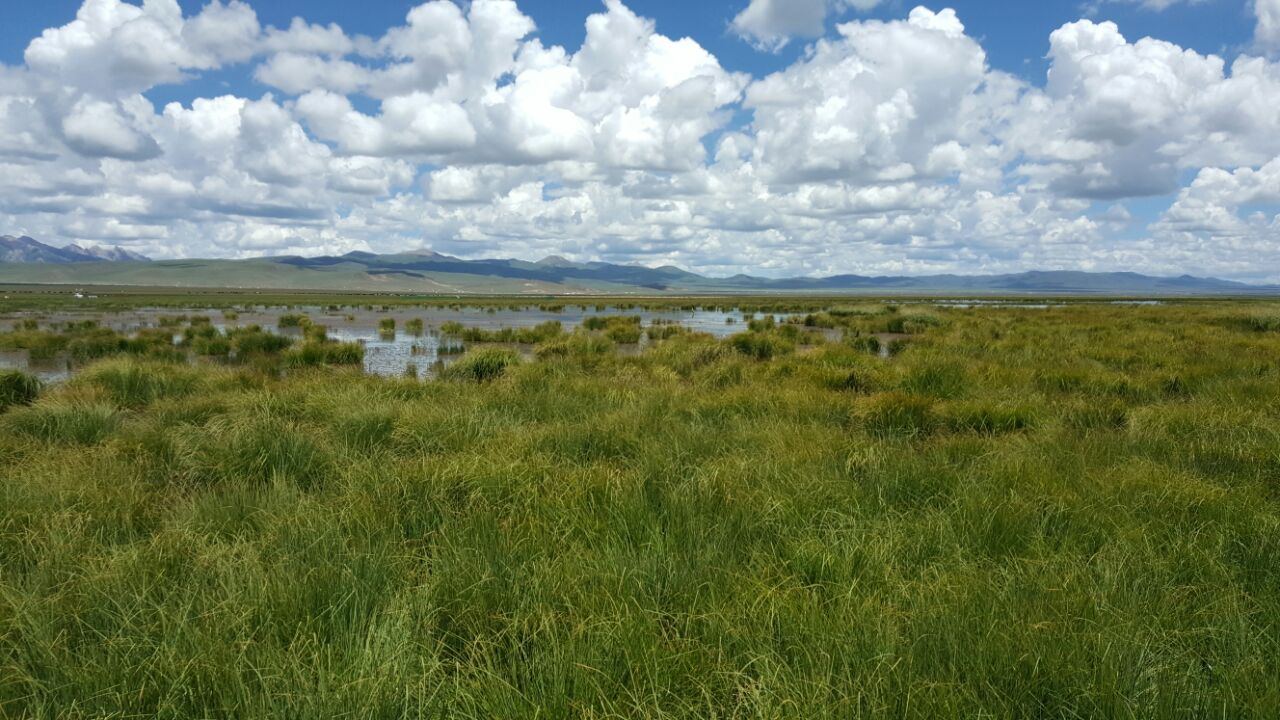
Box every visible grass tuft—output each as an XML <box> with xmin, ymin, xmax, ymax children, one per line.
<box><xmin>284</xmin><ymin>341</ymin><xmax>365</xmax><ymax>368</ymax></box>
<box><xmin>942</xmin><ymin>401</ymin><xmax>1036</xmax><ymax>434</ymax></box>
<box><xmin>75</xmin><ymin>360</ymin><xmax>204</xmax><ymax>408</ymax></box>
<box><xmin>3</xmin><ymin>401</ymin><xmax>119</xmax><ymax>444</ymax></box>
<box><xmin>440</xmin><ymin>348</ymin><xmax>521</xmax><ymax>382</ymax></box>
<box><xmin>862</xmin><ymin>391</ymin><xmax>935</xmax><ymax>436</ymax></box>
<box><xmin>0</xmin><ymin>369</ymin><xmax>40</xmax><ymax>412</ymax></box>
<box><xmin>728</xmin><ymin>331</ymin><xmax>795</xmax><ymax>360</ymax></box>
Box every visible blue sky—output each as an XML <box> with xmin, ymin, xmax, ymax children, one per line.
<box><xmin>1</xmin><ymin>0</ymin><xmax>1278</xmax><ymax>279</ymax></box>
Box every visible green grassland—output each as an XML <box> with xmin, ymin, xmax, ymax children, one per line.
<box><xmin>0</xmin><ymin>259</ymin><xmax>643</xmax><ymax>295</ymax></box>
<box><xmin>2</xmin><ymin>301</ymin><xmax>1280</xmax><ymax>717</ymax></box>
<box><xmin>6</xmin><ymin>284</ymin><xmax>1264</xmax><ymax>315</ymax></box>
<box><xmin>0</xmin><ymin>285</ymin><xmax>891</xmax><ymax>312</ymax></box>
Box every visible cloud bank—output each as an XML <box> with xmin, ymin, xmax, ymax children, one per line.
<box><xmin>1</xmin><ymin>0</ymin><xmax>1279</xmax><ymax>280</ymax></box>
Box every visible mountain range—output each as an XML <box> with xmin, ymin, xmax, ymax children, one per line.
<box><xmin>0</xmin><ymin>235</ymin><xmax>1275</xmax><ymax>295</ymax></box>
<box><xmin>1</xmin><ymin>235</ymin><xmax>151</xmax><ymax>263</ymax></box>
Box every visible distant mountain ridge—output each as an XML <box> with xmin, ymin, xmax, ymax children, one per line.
<box><xmin>267</xmin><ymin>249</ymin><xmax>1274</xmax><ymax>295</ymax></box>
<box><xmin>0</xmin><ymin>238</ymin><xmax>1274</xmax><ymax>295</ymax></box>
<box><xmin>1</xmin><ymin>235</ymin><xmax>150</xmax><ymax>263</ymax></box>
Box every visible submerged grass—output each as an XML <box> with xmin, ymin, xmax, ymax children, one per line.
<box><xmin>442</xmin><ymin>320</ymin><xmax>563</xmax><ymax>344</ymax></box>
<box><xmin>284</xmin><ymin>340</ymin><xmax>365</xmax><ymax>368</ymax></box>
<box><xmin>2</xmin><ymin>301</ymin><xmax>1280</xmax><ymax>718</ymax></box>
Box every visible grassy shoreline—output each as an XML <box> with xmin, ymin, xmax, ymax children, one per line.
<box><xmin>2</xmin><ymin>301</ymin><xmax>1279</xmax><ymax>717</ymax></box>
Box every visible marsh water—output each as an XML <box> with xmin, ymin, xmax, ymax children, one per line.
<box><xmin>3</xmin><ymin>298</ymin><xmax>1103</xmax><ymax>381</ymax></box>
<box><xmin>0</xmin><ymin>305</ymin><xmax>793</xmax><ymax>382</ymax></box>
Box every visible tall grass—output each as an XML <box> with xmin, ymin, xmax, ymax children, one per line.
<box><xmin>2</xmin><ymin>301</ymin><xmax>1280</xmax><ymax>717</ymax></box>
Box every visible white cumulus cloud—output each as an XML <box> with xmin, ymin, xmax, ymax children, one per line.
<box><xmin>2</xmin><ymin>0</ymin><xmax>1280</xmax><ymax>281</ymax></box>
<box><xmin>732</xmin><ymin>0</ymin><xmax>884</xmax><ymax>51</ymax></box>
<box><xmin>1258</xmin><ymin>0</ymin><xmax>1280</xmax><ymax>51</ymax></box>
